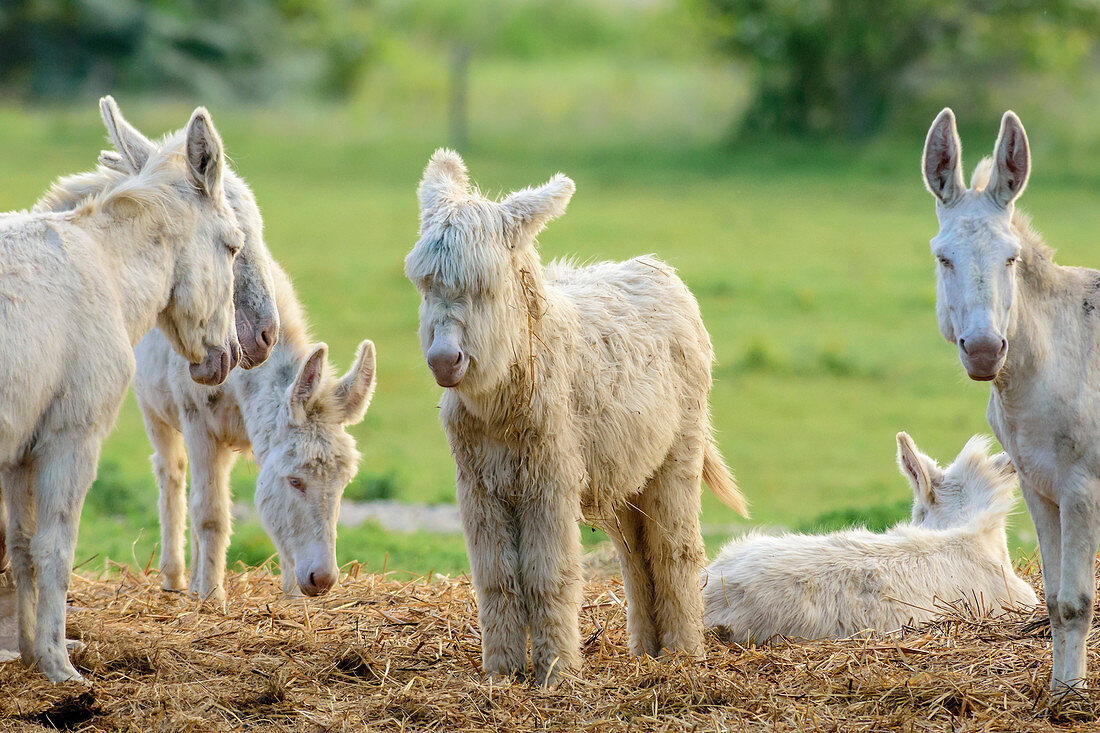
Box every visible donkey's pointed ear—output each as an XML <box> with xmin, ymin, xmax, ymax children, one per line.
<box><xmin>99</xmin><ymin>96</ymin><xmax>155</xmax><ymax>173</ymax></box>
<box><xmin>288</xmin><ymin>343</ymin><xmax>328</xmax><ymax>420</ymax></box>
<box><xmin>418</xmin><ymin>148</ymin><xmax>470</xmax><ymax>212</ymax></box>
<box><xmin>503</xmin><ymin>173</ymin><xmax>575</xmax><ymax>238</ymax></box>
<box><xmin>986</xmin><ymin>111</ymin><xmax>1030</xmax><ymax>208</ymax></box>
<box><xmin>97</xmin><ymin>150</ymin><xmax>130</xmax><ymax>173</ymax></box>
<box><xmin>922</xmin><ymin>108</ymin><xmax>965</xmax><ymax>206</ymax></box>
<box><xmin>184</xmin><ymin>107</ymin><xmax>226</xmax><ymax>199</ymax></box>
<box><xmin>335</xmin><ymin>340</ymin><xmax>376</xmax><ymax>425</ymax></box>
<box><xmin>896</xmin><ymin>432</ymin><xmax>940</xmax><ymax>503</ymax></box>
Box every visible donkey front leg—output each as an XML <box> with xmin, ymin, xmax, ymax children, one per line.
<box><xmin>2</xmin><ymin>465</ymin><xmax>37</xmax><ymax>666</ymax></box>
<box><xmin>1021</xmin><ymin>485</ymin><xmax>1067</xmax><ymax>691</ymax></box>
<box><xmin>183</xmin><ymin>425</ymin><xmax>236</xmax><ymax>606</ymax></box>
<box><xmin>1055</xmin><ymin>485</ymin><xmax>1100</xmax><ymax>695</ymax></box>
<box><xmin>517</xmin><ymin>482</ymin><xmax>583</xmax><ymax>685</ymax></box>
<box><xmin>144</xmin><ymin>414</ymin><xmax>189</xmax><ymax>591</ymax></box>
<box><xmin>30</xmin><ymin>433</ymin><xmax>100</xmax><ymax>683</ymax></box>
<box><xmin>457</xmin><ymin>469</ymin><xmax>527</xmax><ymax>681</ymax></box>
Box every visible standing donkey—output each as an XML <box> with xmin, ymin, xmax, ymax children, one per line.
<box><xmin>922</xmin><ymin>108</ymin><xmax>1100</xmax><ymax>695</ymax></box>
<box><xmin>406</xmin><ymin>150</ymin><xmax>749</xmax><ymax>685</ymax></box>
<box><xmin>29</xmin><ymin>110</ymin><xmax>366</xmax><ymax>604</ymax></box>
<box><xmin>0</xmin><ymin>97</ymin><xmax>240</xmax><ymax>683</ymax></box>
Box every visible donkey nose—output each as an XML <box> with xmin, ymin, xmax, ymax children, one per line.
<box><xmin>426</xmin><ymin>344</ymin><xmax>468</xmax><ymax>387</ymax></box>
<box><xmin>303</xmin><ymin>570</ymin><xmax>336</xmax><ymax>596</ymax></box>
<box><xmin>959</xmin><ymin>337</ymin><xmax>1007</xmax><ymax>358</ymax></box>
<box><xmin>258</xmin><ymin>324</ymin><xmax>276</xmax><ymax>349</ymax></box>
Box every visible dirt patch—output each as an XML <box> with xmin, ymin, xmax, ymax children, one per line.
<box><xmin>0</xmin><ymin>560</ymin><xmax>1096</xmax><ymax>731</ymax></box>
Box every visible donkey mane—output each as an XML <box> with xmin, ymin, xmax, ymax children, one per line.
<box><xmin>39</xmin><ymin>129</ymin><xmax>194</xmax><ymax>218</ymax></box>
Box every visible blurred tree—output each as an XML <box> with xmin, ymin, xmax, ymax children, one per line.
<box><xmin>696</xmin><ymin>0</ymin><xmax>1100</xmax><ymax>139</ymax></box>
<box><xmin>0</xmin><ymin>0</ymin><xmax>372</xmax><ymax>101</ymax></box>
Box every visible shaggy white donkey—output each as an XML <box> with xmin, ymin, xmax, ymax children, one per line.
<box><xmin>406</xmin><ymin>149</ymin><xmax>748</xmax><ymax>685</ymax></box>
<box><xmin>0</xmin><ymin>97</ymin><xmax>240</xmax><ymax>683</ymax></box>
<box><xmin>922</xmin><ymin>108</ymin><xmax>1100</xmax><ymax>695</ymax></box>
<box><xmin>704</xmin><ymin>433</ymin><xmax>1037</xmax><ymax>645</ymax></box>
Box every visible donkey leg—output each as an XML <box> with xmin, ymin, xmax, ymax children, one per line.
<box><xmin>517</xmin><ymin>488</ymin><xmax>583</xmax><ymax>685</ymax></box>
<box><xmin>144</xmin><ymin>415</ymin><xmax>188</xmax><ymax>591</ymax></box>
<box><xmin>0</xmin><ymin>484</ymin><xmax>7</xmax><ymax>573</ymax></box>
<box><xmin>1056</xmin><ymin>486</ymin><xmax>1100</xmax><ymax>694</ymax></box>
<box><xmin>30</xmin><ymin>433</ymin><xmax>99</xmax><ymax>683</ymax></box>
<box><xmin>2</xmin><ymin>465</ymin><xmax>37</xmax><ymax>666</ymax></box>
<box><xmin>637</xmin><ymin>448</ymin><xmax>707</xmax><ymax>657</ymax></box>
<box><xmin>1021</xmin><ymin>486</ymin><xmax>1066</xmax><ymax>690</ymax></box>
<box><xmin>607</xmin><ymin>502</ymin><xmax>659</xmax><ymax>657</ymax></box>
<box><xmin>458</xmin><ymin>473</ymin><xmax>526</xmax><ymax>681</ymax></box>
<box><xmin>183</xmin><ymin>425</ymin><xmax>236</xmax><ymax>607</ymax></box>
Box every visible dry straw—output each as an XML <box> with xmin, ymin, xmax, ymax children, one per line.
<box><xmin>2</xmin><ymin>556</ymin><xmax>1098</xmax><ymax>732</ymax></box>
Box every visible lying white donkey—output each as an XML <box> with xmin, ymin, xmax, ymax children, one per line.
<box><xmin>0</xmin><ymin>97</ymin><xmax>241</xmax><ymax>683</ymax></box>
<box><xmin>703</xmin><ymin>433</ymin><xmax>1037</xmax><ymax>644</ymax></box>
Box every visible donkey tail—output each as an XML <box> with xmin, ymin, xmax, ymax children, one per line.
<box><xmin>703</xmin><ymin>441</ymin><xmax>749</xmax><ymax>518</ymax></box>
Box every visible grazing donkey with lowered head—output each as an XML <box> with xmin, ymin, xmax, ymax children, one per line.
<box><xmin>134</xmin><ymin>262</ymin><xmax>375</xmax><ymax>603</ymax></box>
<box><xmin>922</xmin><ymin>108</ymin><xmax>1100</xmax><ymax>695</ymax></box>
<box><xmin>704</xmin><ymin>433</ymin><xmax>1037</xmax><ymax>644</ymax></box>
<box><xmin>0</xmin><ymin>97</ymin><xmax>240</xmax><ymax>682</ymax></box>
<box><xmin>406</xmin><ymin>149</ymin><xmax>749</xmax><ymax>685</ymax></box>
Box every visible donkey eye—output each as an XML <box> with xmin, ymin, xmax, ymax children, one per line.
<box><xmin>937</xmin><ymin>255</ymin><xmax>952</xmax><ymax>268</ymax></box>
<box><xmin>1006</xmin><ymin>256</ymin><xmax>1017</xmax><ymax>267</ymax></box>
<box><xmin>288</xmin><ymin>477</ymin><xmax>305</xmax><ymax>493</ymax></box>
<box><xmin>225</xmin><ymin>236</ymin><xmax>242</xmax><ymax>256</ymax></box>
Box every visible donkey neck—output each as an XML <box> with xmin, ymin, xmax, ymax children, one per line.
<box><xmin>230</xmin><ymin>267</ymin><xmax>313</xmax><ymax>462</ymax></box>
<box><xmin>71</xmin><ymin>209</ymin><xmax>177</xmax><ymax>345</ymax></box>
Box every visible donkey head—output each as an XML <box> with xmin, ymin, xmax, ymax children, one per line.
<box><xmin>922</xmin><ymin>108</ymin><xmax>1031</xmax><ymax>381</ymax></box>
<box><xmin>896</xmin><ymin>432</ymin><xmax>1016</xmax><ymax>530</ymax></box>
<box><xmin>96</xmin><ymin>108</ymin><xmax>280</xmax><ymax>369</ymax></box>
<box><xmin>405</xmin><ymin>149</ymin><xmax>574</xmax><ymax>392</ymax></box>
<box><xmin>97</xmin><ymin>96</ymin><xmax>243</xmax><ymax>385</ymax></box>
<box><xmin>254</xmin><ymin>340</ymin><xmax>375</xmax><ymax>596</ymax></box>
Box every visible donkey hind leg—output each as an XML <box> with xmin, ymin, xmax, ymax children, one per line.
<box><xmin>459</xmin><ymin>479</ymin><xmax>527</xmax><ymax>681</ymax></box>
<box><xmin>607</xmin><ymin>502</ymin><xmax>659</xmax><ymax>657</ymax></box>
<box><xmin>184</xmin><ymin>425</ymin><xmax>236</xmax><ymax>607</ymax></box>
<box><xmin>518</xmin><ymin>489</ymin><xmax>583</xmax><ymax>685</ymax></box>
<box><xmin>2</xmin><ymin>464</ymin><xmax>37</xmax><ymax>666</ymax></box>
<box><xmin>145</xmin><ymin>415</ymin><xmax>188</xmax><ymax>591</ymax></box>
<box><xmin>30</xmin><ymin>433</ymin><xmax>100</xmax><ymax>683</ymax></box>
<box><xmin>1055</xmin><ymin>487</ymin><xmax>1100</xmax><ymax>695</ymax></box>
<box><xmin>637</xmin><ymin>449</ymin><xmax>707</xmax><ymax>657</ymax></box>
<box><xmin>1021</xmin><ymin>487</ymin><xmax>1067</xmax><ymax>691</ymax></box>
<box><xmin>0</xmin><ymin>483</ymin><xmax>8</xmax><ymax>573</ymax></box>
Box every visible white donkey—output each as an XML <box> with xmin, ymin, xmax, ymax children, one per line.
<box><xmin>133</xmin><ymin>263</ymin><xmax>375</xmax><ymax>603</ymax></box>
<box><xmin>0</xmin><ymin>97</ymin><xmax>240</xmax><ymax>683</ymax></box>
<box><xmin>704</xmin><ymin>433</ymin><xmax>1037</xmax><ymax>644</ymax></box>
<box><xmin>29</xmin><ymin>112</ymin><xmax>365</xmax><ymax>604</ymax></box>
<box><xmin>406</xmin><ymin>150</ymin><xmax>748</xmax><ymax>685</ymax></box>
<box><xmin>922</xmin><ymin>108</ymin><xmax>1100</xmax><ymax>695</ymax></box>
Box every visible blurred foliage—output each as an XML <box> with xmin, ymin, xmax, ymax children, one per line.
<box><xmin>84</xmin><ymin>459</ymin><xmax>155</xmax><ymax>520</ymax></box>
<box><xmin>0</xmin><ymin>0</ymin><xmax>372</xmax><ymax>100</ymax></box>
<box><xmin>695</xmin><ymin>0</ymin><xmax>1100</xmax><ymax>139</ymax></box>
<box><xmin>343</xmin><ymin>470</ymin><xmax>398</xmax><ymax>502</ymax></box>
<box><xmin>796</xmin><ymin>498</ymin><xmax>911</xmax><ymax>534</ymax></box>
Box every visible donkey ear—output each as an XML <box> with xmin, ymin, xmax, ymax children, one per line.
<box><xmin>97</xmin><ymin>150</ymin><xmax>130</xmax><ymax>173</ymax></box>
<box><xmin>502</xmin><ymin>173</ymin><xmax>575</xmax><ymax>238</ymax></box>
<box><xmin>922</xmin><ymin>108</ymin><xmax>965</xmax><ymax>207</ymax></box>
<box><xmin>288</xmin><ymin>343</ymin><xmax>328</xmax><ymax>420</ymax></box>
<box><xmin>334</xmin><ymin>340</ymin><xmax>376</xmax><ymax>425</ymax></box>
<box><xmin>99</xmin><ymin>96</ymin><xmax>155</xmax><ymax>173</ymax></box>
<box><xmin>418</xmin><ymin>148</ymin><xmax>470</xmax><ymax>213</ymax></box>
<box><xmin>184</xmin><ymin>107</ymin><xmax>226</xmax><ymax>199</ymax></box>
<box><xmin>896</xmin><ymin>432</ymin><xmax>941</xmax><ymax>504</ymax></box>
<box><xmin>986</xmin><ymin>111</ymin><xmax>1030</xmax><ymax>208</ymax></box>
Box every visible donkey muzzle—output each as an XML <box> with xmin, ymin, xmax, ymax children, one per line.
<box><xmin>958</xmin><ymin>334</ymin><xmax>1007</xmax><ymax>381</ymax></box>
<box><xmin>426</xmin><ymin>335</ymin><xmax>468</xmax><ymax>388</ymax></box>
<box><xmin>189</xmin><ymin>338</ymin><xmax>241</xmax><ymax>386</ymax></box>
<box><xmin>236</xmin><ymin>308</ymin><xmax>279</xmax><ymax>369</ymax></box>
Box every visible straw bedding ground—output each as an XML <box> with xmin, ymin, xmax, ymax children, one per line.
<box><xmin>1</xmin><ymin>557</ymin><xmax>1098</xmax><ymax>732</ymax></box>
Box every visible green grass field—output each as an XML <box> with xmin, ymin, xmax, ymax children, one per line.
<box><xmin>3</xmin><ymin>54</ymin><xmax>1094</xmax><ymax>577</ymax></box>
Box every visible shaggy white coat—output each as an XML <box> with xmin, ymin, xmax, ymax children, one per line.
<box><xmin>0</xmin><ymin>98</ymin><xmax>240</xmax><ymax>683</ymax></box>
<box><xmin>406</xmin><ymin>150</ymin><xmax>748</xmax><ymax>685</ymax></box>
<box><xmin>703</xmin><ymin>434</ymin><xmax>1037</xmax><ymax>644</ymax></box>
<box><xmin>923</xmin><ymin>109</ymin><xmax>1100</xmax><ymax>694</ymax></box>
